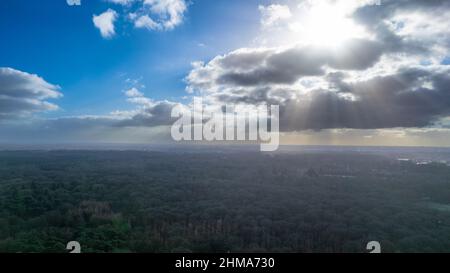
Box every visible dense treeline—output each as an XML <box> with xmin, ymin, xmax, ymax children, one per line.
<box><xmin>0</xmin><ymin>150</ymin><xmax>450</xmax><ymax>252</ymax></box>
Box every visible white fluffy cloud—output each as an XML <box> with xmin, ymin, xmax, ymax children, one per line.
<box><xmin>123</xmin><ymin>87</ymin><xmax>154</xmax><ymax>106</ymax></box>
<box><xmin>67</xmin><ymin>0</ymin><xmax>81</xmax><ymax>6</ymax></box>
<box><xmin>106</xmin><ymin>0</ymin><xmax>134</xmax><ymax>5</ymax></box>
<box><xmin>0</xmin><ymin>67</ymin><xmax>62</xmax><ymax>120</ymax></box>
<box><xmin>259</xmin><ymin>4</ymin><xmax>292</xmax><ymax>28</ymax></box>
<box><xmin>89</xmin><ymin>0</ymin><xmax>188</xmax><ymax>37</ymax></box>
<box><xmin>134</xmin><ymin>15</ymin><xmax>160</xmax><ymax>30</ymax></box>
<box><xmin>93</xmin><ymin>9</ymin><xmax>118</xmax><ymax>39</ymax></box>
<box><xmin>125</xmin><ymin>87</ymin><xmax>144</xmax><ymax>98</ymax></box>
<box><xmin>141</xmin><ymin>0</ymin><xmax>187</xmax><ymax>30</ymax></box>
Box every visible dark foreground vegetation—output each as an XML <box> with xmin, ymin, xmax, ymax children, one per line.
<box><xmin>1</xmin><ymin>150</ymin><xmax>450</xmax><ymax>253</ymax></box>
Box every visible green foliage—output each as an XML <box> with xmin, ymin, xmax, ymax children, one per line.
<box><xmin>0</xmin><ymin>150</ymin><xmax>450</xmax><ymax>252</ymax></box>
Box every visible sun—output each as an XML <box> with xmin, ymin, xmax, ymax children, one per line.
<box><xmin>294</xmin><ymin>1</ymin><xmax>367</xmax><ymax>47</ymax></box>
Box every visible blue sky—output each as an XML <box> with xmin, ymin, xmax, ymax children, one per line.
<box><xmin>1</xmin><ymin>0</ymin><xmax>450</xmax><ymax>146</ymax></box>
<box><xmin>0</xmin><ymin>0</ymin><xmax>264</xmax><ymax>117</ymax></box>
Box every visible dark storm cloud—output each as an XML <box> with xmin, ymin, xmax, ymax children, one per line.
<box><xmin>213</xmin><ymin>39</ymin><xmax>383</xmax><ymax>87</ymax></box>
<box><xmin>0</xmin><ymin>67</ymin><xmax>62</xmax><ymax>119</ymax></box>
<box><xmin>327</xmin><ymin>39</ymin><xmax>383</xmax><ymax>70</ymax></box>
<box><xmin>212</xmin><ymin>86</ymin><xmax>294</xmax><ymax>106</ymax></box>
<box><xmin>116</xmin><ymin>100</ymin><xmax>179</xmax><ymax>127</ymax></box>
<box><xmin>193</xmin><ymin>65</ymin><xmax>450</xmax><ymax>131</ymax></box>
<box><xmin>280</xmin><ymin>67</ymin><xmax>450</xmax><ymax>131</ymax></box>
<box><xmin>216</xmin><ymin>47</ymin><xmax>326</xmax><ymax>86</ymax></box>
<box><xmin>218</xmin><ymin>49</ymin><xmax>272</xmax><ymax>70</ymax></box>
<box><xmin>0</xmin><ymin>65</ymin><xmax>178</xmax><ymax>141</ymax></box>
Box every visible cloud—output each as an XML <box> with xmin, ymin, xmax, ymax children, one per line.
<box><xmin>5</xmin><ymin>0</ymin><xmax>450</xmax><ymax>145</ymax></box>
<box><xmin>0</xmin><ymin>67</ymin><xmax>62</xmax><ymax>120</ymax></box>
<box><xmin>280</xmin><ymin>127</ymin><xmax>450</xmax><ymax>147</ymax></box>
<box><xmin>116</xmin><ymin>100</ymin><xmax>180</xmax><ymax>127</ymax></box>
<box><xmin>124</xmin><ymin>87</ymin><xmax>144</xmax><ymax>98</ymax></box>
<box><xmin>0</xmin><ymin>116</ymin><xmax>172</xmax><ymax>144</ymax></box>
<box><xmin>134</xmin><ymin>15</ymin><xmax>160</xmax><ymax>30</ymax></box>
<box><xmin>187</xmin><ymin>39</ymin><xmax>383</xmax><ymax>89</ymax></box>
<box><xmin>101</xmin><ymin>87</ymin><xmax>180</xmax><ymax>127</ymax></box>
<box><xmin>190</xmin><ymin>64</ymin><xmax>450</xmax><ymax>131</ymax></box>
<box><xmin>89</xmin><ymin>0</ymin><xmax>188</xmax><ymax>36</ymax></box>
<box><xmin>133</xmin><ymin>0</ymin><xmax>188</xmax><ymax>31</ymax></box>
<box><xmin>67</xmin><ymin>0</ymin><xmax>81</xmax><ymax>6</ymax></box>
<box><xmin>0</xmin><ymin>67</ymin><xmax>177</xmax><ymax>138</ymax></box>
<box><xmin>0</xmin><ymin>85</ymin><xmax>180</xmax><ymax>143</ymax></box>
<box><xmin>124</xmin><ymin>87</ymin><xmax>154</xmax><ymax>105</ymax></box>
<box><xmin>106</xmin><ymin>0</ymin><xmax>134</xmax><ymax>5</ymax></box>
<box><xmin>259</xmin><ymin>4</ymin><xmax>292</xmax><ymax>28</ymax></box>
<box><xmin>278</xmin><ymin>67</ymin><xmax>450</xmax><ymax>131</ymax></box>
<box><xmin>188</xmin><ymin>46</ymin><xmax>450</xmax><ymax>130</ymax></box>
<box><xmin>184</xmin><ymin>0</ymin><xmax>450</xmax><ymax>132</ymax></box>
<box><xmin>352</xmin><ymin>0</ymin><xmax>450</xmax><ymax>56</ymax></box>
<box><xmin>93</xmin><ymin>9</ymin><xmax>118</xmax><ymax>38</ymax></box>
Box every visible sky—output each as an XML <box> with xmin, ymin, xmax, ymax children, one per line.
<box><xmin>1</xmin><ymin>0</ymin><xmax>450</xmax><ymax>146</ymax></box>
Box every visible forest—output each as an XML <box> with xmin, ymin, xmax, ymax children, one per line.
<box><xmin>0</xmin><ymin>149</ymin><xmax>450</xmax><ymax>253</ymax></box>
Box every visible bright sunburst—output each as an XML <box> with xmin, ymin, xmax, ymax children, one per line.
<box><xmin>292</xmin><ymin>1</ymin><xmax>368</xmax><ymax>47</ymax></box>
